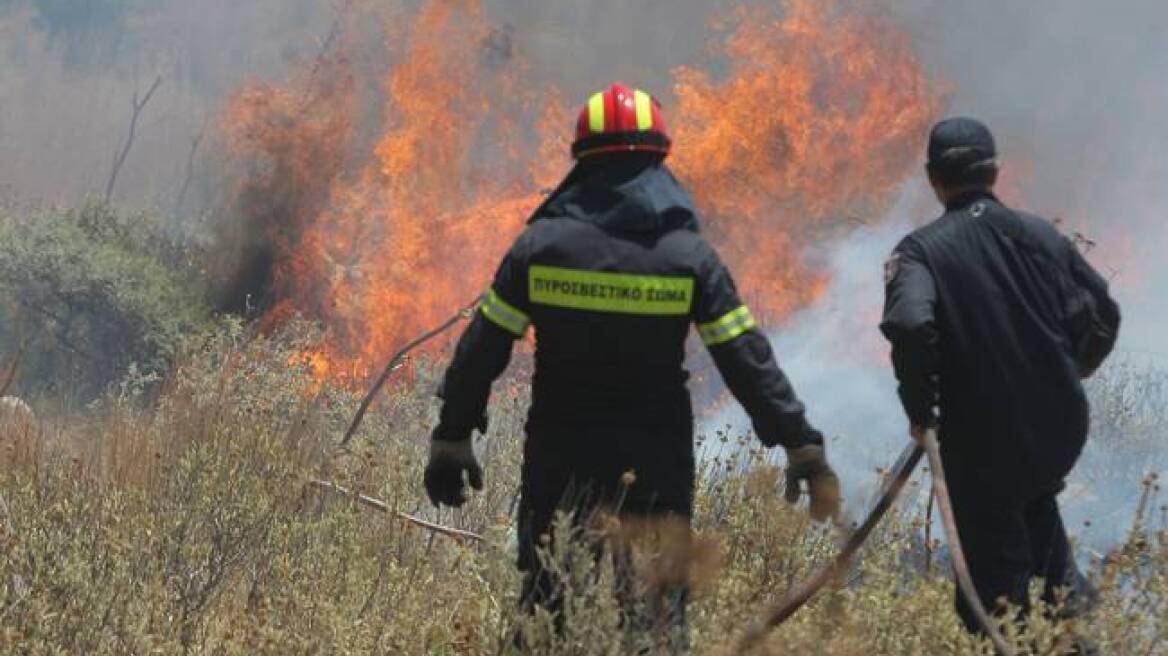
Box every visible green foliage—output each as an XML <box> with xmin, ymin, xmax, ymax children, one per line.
<box><xmin>0</xmin><ymin>326</ymin><xmax>1163</xmax><ymax>654</ymax></box>
<box><xmin>0</xmin><ymin>201</ymin><xmax>211</xmax><ymax>399</ymax></box>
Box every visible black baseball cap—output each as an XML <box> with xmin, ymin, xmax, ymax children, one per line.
<box><xmin>927</xmin><ymin>117</ymin><xmax>997</xmax><ymax>173</ymax></box>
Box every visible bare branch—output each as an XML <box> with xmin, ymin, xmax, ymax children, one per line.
<box><xmin>105</xmin><ymin>75</ymin><xmax>163</xmax><ymax>204</ymax></box>
<box><xmin>298</xmin><ymin>0</ymin><xmax>355</xmax><ymax>114</ymax></box>
<box><xmin>17</xmin><ymin>300</ymin><xmax>96</xmax><ymax>361</ymax></box>
<box><xmin>308</xmin><ymin>479</ymin><xmax>485</xmax><ymax>543</ymax></box>
<box><xmin>174</xmin><ymin>118</ymin><xmax>207</xmax><ymax>216</ymax></box>
<box><xmin>340</xmin><ymin>299</ymin><xmax>477</xmax><ymax>446</ymax></box>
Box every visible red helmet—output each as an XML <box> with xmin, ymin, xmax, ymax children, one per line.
<box><xmin>571</xmin><ymin>83</ymin><xmax>671</xmax><ymax>159</ymax></box>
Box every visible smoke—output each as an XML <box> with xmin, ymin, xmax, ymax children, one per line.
<box><xmin>482</xmin><ymin>0</ymin><xmax>737</xmax><ymax>97</ymax></box>
<box><xmin>0</xmin><ymin>0</ymin><xmax>734</xmax><ymax>211</ymax></box>
<box><xmin>702</xmin><ymin>183</ymin><xmax>928</xmax><ymax>517</ymax></box>
<box><xmin>707</xmin><ymin>182</ymin><xmax>1167</xmax><ymax>553</ymax></box>
<box><xmin>0</xmin><ymin>0</ymin><xmax>330</xmax><ymax>209</ymax></box>
<box><xmin>884</xmin><ymin>1</ymin><xmax>1168</xmax><ymax>549</ymax></box>
<box><xmin>887</xmin><ymin>0</ymin><xmax>1168</xmax><ymax>355</ymax></box>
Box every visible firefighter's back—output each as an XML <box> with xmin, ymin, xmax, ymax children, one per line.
<box><xmin>911</xmin><ymin>194</ymin><xmax>1089</xmax><ymax>482</ymax></box>
<box><xmin>521</xmin><ymin>176</ymin><xmax>706</xmax><ymax>425</ymax></box>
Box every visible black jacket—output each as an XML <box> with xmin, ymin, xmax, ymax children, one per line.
<box><xmin>881</xmin><ymin>191</ymin><xmax>1120</xmax><ymax>488</ymax></box>
<box><xmin>435</xmin><ymin>155</ymin><xmax>819</xmax><ymax>451</ymax></box>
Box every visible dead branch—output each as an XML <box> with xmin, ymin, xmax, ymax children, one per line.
<box><xmin>0</xmin><ymin>490</ymin><xmax>13</xmax><ymax>537</ymax></box>
<box><xmin>173</xmin><ymin>118</ymin><xmax>207</xmax><ymax>216</ymax></box>
<box><xmin>309</xmin><ymin>479</ymin><xmax>485</xmax><ymax>543</ymax></box>
<box><xmin>105</xmin><ymin>75</ymin><xmax>163</xmax><ymax>204</ymax></box>
<box><xmin>1131</xmin><ymin>472</ymin><xmax>1161</xmax><ymax>535</ymax></box>
<box><xmin>924</xmin><ymin>488</ymin><xmax>935</xmax><ymax>574</ymax></box>
<box><xmin>340</xmin><ymin>299</ymin><xmax>478</xmax><ymax>447</ymax></box>
<box><xmin>298</xmin><ymin>0</ymin><xmax>354</xmax><ymax>114</ymax></box>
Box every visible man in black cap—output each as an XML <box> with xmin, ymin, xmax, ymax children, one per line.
<box><xmin>881</xmin><ymin>117</ymin><xmax>1120</xmax><ymax>647</ymax></box>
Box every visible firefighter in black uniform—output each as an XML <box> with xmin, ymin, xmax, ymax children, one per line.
<box><xmin>881</xmin><ymin>117</ymin><xmax>1120</xmax><ymax>647</ymax></box>
<box><xmin>423</xmin><ymin>83</ymin><xmax>841</xmax><ymax>648</ymax></box>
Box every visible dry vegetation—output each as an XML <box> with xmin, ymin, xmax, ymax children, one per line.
<box><xmin>0</xmin><ymin>322</ymin><xmax>1163</xmax><ymax>655</ymax></box>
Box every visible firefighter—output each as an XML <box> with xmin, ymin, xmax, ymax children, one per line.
<box><xmin>881</xmin><ymin>117</ymin><xmax>1120</xmax><ymax>649</ymax></box>
<box><xmin>423</xmin><ymin>83</ymin><xmax>840</xmax><ymax>649</ymax></box>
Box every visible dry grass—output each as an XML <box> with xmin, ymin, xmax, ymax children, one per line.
<box><xmin>0</xmin><ymin>322</ymin><xmax>1163</xmax><ymax>655</ymax></box>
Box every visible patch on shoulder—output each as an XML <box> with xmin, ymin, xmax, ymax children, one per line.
<box><xmin>883</xmin><ymin>252</ymin><xmax>902</xmax><ymax>285</ymax></box>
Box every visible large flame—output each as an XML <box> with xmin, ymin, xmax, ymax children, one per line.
<box><xmin>672</xmin><ymin>1</ymin><xmax>938</xmax><ymax>314</ymax></box>
<box><xmin>223</xmin><ymin>0</ymin><xmax>940</xmax><ymax>382</ymax></box>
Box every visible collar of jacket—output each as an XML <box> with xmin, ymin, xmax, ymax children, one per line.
<box><xmin>527</xmin><ymin>154</ymin><xmax>701</xmax><ymax>234</ymax></box>
<box><xmin>945</xmin><ymin>188</ymin><xmax>999</xmax><ymax>212</ymax></box>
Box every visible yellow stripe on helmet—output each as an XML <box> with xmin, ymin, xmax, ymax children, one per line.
<box><xmin>634</xmin><ymin>89</ymin><xmax>654</xmax><ymax>131</ymax></box>
<box><xmin>588</xmin><ymin>92</ymin><xmax>606</xmax><ymax>134</ymax></box>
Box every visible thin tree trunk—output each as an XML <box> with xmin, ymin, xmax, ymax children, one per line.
<box><xmin>105</xmin><ymin>75</ymin><xmax>163</xmax><ymax>204</ymax></box>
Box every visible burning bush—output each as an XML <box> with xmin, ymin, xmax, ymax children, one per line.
<box><xmin>218</xmin><ymin>0</ymin><xmax>940</xmax><ymax>383</ymax></box>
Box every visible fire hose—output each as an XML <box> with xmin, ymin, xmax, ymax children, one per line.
<box><xmin>737</xmin><ymin>428</ymin><xmax>1017</xmax><ymax>656</ymax></box>
<box><xmin>736</xmin><ymin>441</ymin><xmax>922</xmax><ymax>651</ymax></box>
<box><xmin>921</xmin><ymin>427</ymin><xmax>1017</xmax><ymax>656</ymax></box>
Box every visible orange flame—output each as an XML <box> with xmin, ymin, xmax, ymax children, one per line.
<box><xmin>673</xmin><ymin>0</ymin><xmax>939</xmax><ymax>314</ymax></box>
<box><xmin>224</xmin><ymin>0</ymin><xmax>940</xmax><ymax>382</ymax></box>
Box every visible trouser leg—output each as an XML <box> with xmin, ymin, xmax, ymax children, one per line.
<box><xmin>612</xmin><ymin>518</ymin><xmax>691</xmax><ymax>655</ymax></box>
<box><xmin>516</xmin><ymin>481</ymin><xmax>594</xmax><ymax>629</ymax></box>
<box><xmin>949</xmin><ymin>489</ymin><xmax>1032</xmax><ymax>633</ymax></box>
<box><xmin>515</xmin><ymin>419</ymin><xmax>695</xmax><ymax>651</ymax></box>
<box><xmin>1024</xmin><ymin>493</ymin><xmax>1098</xmax><ymax>618</ymax></box>
<box><xmin>648</xmin><ymin>583</ymin><xmax>689</xmax><ymax>655</ymax></box>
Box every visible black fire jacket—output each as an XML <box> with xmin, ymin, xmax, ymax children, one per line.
<box><xmin>435</xmin><ymin>155</ymin><xmax>819</xmax><ymax>453</ymax></box>
<box><xmin>881</xmin><ymin>190</ymin><xmax>1120</xmax><ymax>489</ymax></box>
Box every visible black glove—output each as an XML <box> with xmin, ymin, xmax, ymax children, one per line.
<box><xmin>423</xmin><ymin>430</ymin><xmax>483</xmax><ymax>508</ymax></box>
<box><xmin>784</xmin><ymin>443</ymin><xmax>842</xmax><ymax>522</ymax></box>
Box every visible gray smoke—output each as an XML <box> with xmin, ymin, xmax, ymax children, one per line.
<box><xmin>889</xmin><ymin>0</ymin><xmax>1168</xmax><ymax>354</ymax></box>
<box><xmin>483</xmin><ymin>0</ymin><xmax>735</xmax><ymax>99</ymax></box>
<box><xmin>0</xmin><ymin>0</ymin><xmax>330</xmax><ymax>208</ymax></box>
<box><xmin>708</xmin><ymin>181</ymin><xmax>1167</xmax><ymax>554</ymax></box>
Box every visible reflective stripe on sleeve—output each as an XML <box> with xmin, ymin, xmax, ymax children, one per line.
<box><xmin>697</xmin><ymin>305</ymin><xmax>758</xmax><ymax>346</ymax></box>
<box><xmin>480</xmin><ymin>289</ymin><xmax>530</xmax><ymax>337</ymax></box>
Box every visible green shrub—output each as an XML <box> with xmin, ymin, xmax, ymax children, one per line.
<box><xmin>0</xmin><ymin>201</ymin><xmax>211</xmax><ymax>400</ymax></box>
